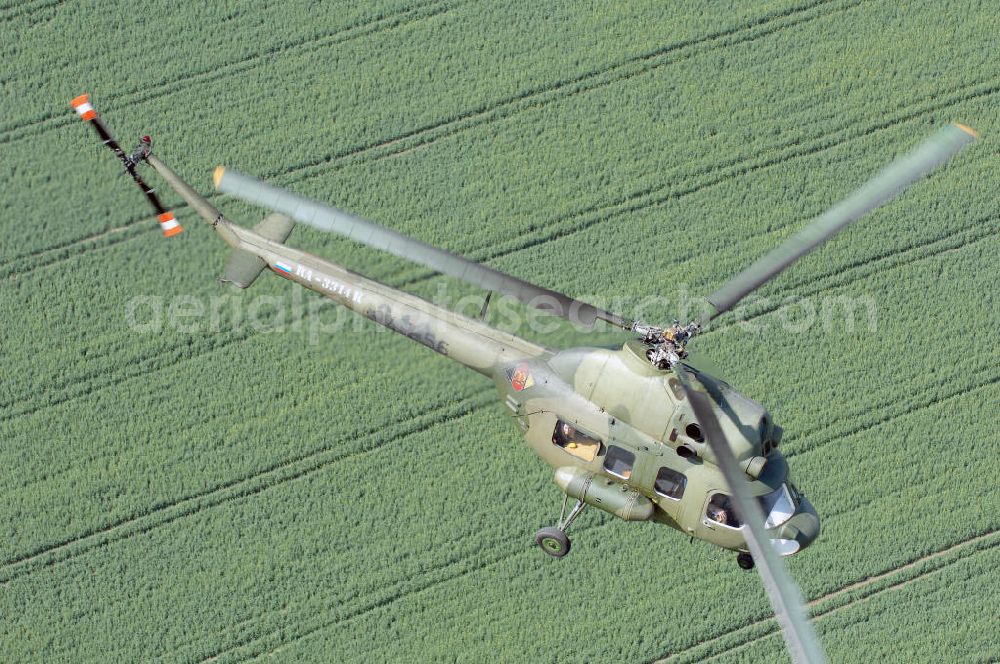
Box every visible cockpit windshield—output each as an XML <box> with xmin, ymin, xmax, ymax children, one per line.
<box><xmin>758</xmin><ymin>483</ymin><xmax>796</xmax><ymax>529</ymax></box>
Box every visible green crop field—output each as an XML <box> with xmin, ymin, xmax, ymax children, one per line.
<box><xmin>1</xmin><ymin>1</ymin><xmax>998</xmax><ymax>661</ymax></box>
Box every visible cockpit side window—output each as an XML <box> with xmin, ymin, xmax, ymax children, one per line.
<box><xmin>552</xmin><ymin>420</ymin><xmax>604</xmax><ymax>462</ymax></box>
<box><xmin>654</xmin><ymin>467</ymin><xmax>686</xmax><ymax>500</ymax></box>
<box><xmin>706</xmin><ymin>492</ymin><xmax>741</xmax><ymax>528</ymax></box>
<box><xmin>603</xmin><ymin>445</ymin><xmax>635</xmax><ymax>480</ymax></box>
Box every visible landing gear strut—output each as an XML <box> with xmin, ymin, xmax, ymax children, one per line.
<box><xmin>737</xmin><ymin>551</ymin><xmax>755</xmax><ymax>570</ymax></box>
<box><xmin>535</xmin><ymin>495</ymin><xmax>586</xmax><ymax>558</ymax></box>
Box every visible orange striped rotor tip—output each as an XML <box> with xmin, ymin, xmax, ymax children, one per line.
<box><xmin>158</xmin><ymin>211</ymin><xmax>183</xmax><ymax>237</ymax></box>
<box><xmin>954</xmin><ymin>123</ymin><xmax>979</xmax><ymax>140</ymax></box>
<box><xmin>71</xmin><ymin>93</ymin><xmax>97</xmax><ymax>121</ymax></box>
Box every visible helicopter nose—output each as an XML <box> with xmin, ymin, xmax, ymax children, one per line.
<box><xmin>771</xmin><ymin>496</ymin><xmax>820</xmax><ymax>556</ymax></box>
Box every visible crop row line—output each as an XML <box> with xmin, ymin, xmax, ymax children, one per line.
<box><xmin>0</xmin><ymin>387</ymin><xmax>493</xmax><ymax>585</ymax></box>
<box><xmin>221</xmin><ymin>495</ymin><xmax>998</xmax><ymax>663</ymax></box>
<box><xmin>645</xmin><ymin>529</ymin><xmax>998</xmax><ymax>664</ymax></box>
<box><xmin>0</xmin><ymin>329</ymin><xmax>250</xmax><ymax>422</ymax></box>
<box><xmin>0</xmin><ymin>0</ymin><xmax>60</xmax><ymax>23</ymax></box>
<box><xmin>1</xmin><ymin>184</ymin><xmax>991</xmax><ymax>568</ymax></box>
<box><xmin>0</xmin><ymin>162</ymin><xmax>996</xmax><ymax>508</ymax></box>
<box><xmin>703</xmin><ymin>223</ymin><xmax>993</xmax><ymax>426</ymax></box>
<box><xmin>262</xmin><ymin>0</ymin><xmax>863</xmax><ymax>184</ymax></box>
<box><xmin>3</xmin><ymin>201</ymin><xmax>984</xmax><ymax>435</ymax></box>
<box><xmin>5</xmin><ymin>313</ymin><xmax>984</xmax><ymax>624</ymax></box>
<box><xmin>400</xmin><ymin>76</ymin><xmax>999</xmax><ymax>290</ymax></box>
<box><xmin>188</xmin><ymin>372</ymin><xmax>996</xmax><ymax>662</ymax></box>
<box><xmin>701</xmin><ymin>531</ymin><xmax>1000</xmax><ymax>663</ymax></box>
<box><xmin>211</xmin><ymin>519</ymin><xmax>619</xmax><ymax>663</ymax></box>
<box><xmin>785</xmin><ymin>360</ymin><xmax>999</xmax><ymax>458</ymax></box>
<box><xmin>19</xmin><ymin>68</ymin><xmax>992</xmax><ymax>294</ymax></box>
<box><xmin>5</xmin><ymin>337</ymin><xmax>983</xmax><ymax>654</ymax></box>
<box><xmin>0</xmin><ymin>0</ymin><xmax>457</xmax><ymax>141</ymax></box>
<box><xmin>2</xmin><ymin>80</ymin><xmax>889</xmax><ymax>415</ymax></box>
<box><xmin>6</xmin><ymin>68</ymin><xmax>990</xmax><ymax>418</ymax></box>
<box><xmin>1</xmin><ymin>0</ymin><xmax>856</xmax><ymax>272</ymax></box>
<box><xmin>0</xmin><ymin>366</ymin><xmax>357</xmax><ymax>500</ymax></box>
<box><xmin>703</xmin><ymin>213</ymin><xmax>999</xmax><ymax>338</ymax></box>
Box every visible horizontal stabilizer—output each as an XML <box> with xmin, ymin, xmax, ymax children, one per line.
<box><xmin>220</xmin><ymin>213</ymin><xmax>296</xmax><ymax>288</ymax></box>
<box><xmin>221</xmin><ymin>250</ymin><xmax>266</xmax><ymax>289</ymax></box>
<box><xmin>254</xmin><ymin>212</ymin><xmax>295</xmax><ymax>244</ymax></box>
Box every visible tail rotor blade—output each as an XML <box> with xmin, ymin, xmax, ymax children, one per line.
<box><xmin>70</xmin><ymin>93</ymin><xmax>183</xmax><ymax>237</ymax></box>
<box><xmin>673</xmin><ymin>367</ymin><xmax>826</xmax><ymax>664</ymax></box>
<box><xmin>705</xmin><ymin>123</ymin><xmax>977</xmax><ymax>319</ymax></box>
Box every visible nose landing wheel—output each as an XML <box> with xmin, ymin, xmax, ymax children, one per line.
<box><xmin>535</xmin><ymin>495</ymin><xmax>586</xmax><ymax>559</ymax></box>
<box><xmin>737</xmin><ymin>552</ymin><xmax>755</xmax><ymax>570</ymax></box>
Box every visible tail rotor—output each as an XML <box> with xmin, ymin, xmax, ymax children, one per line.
<box><xmin>70</xmin><ymin>93</ymin><xmax>183</xmax><ymax>238</ymax></box>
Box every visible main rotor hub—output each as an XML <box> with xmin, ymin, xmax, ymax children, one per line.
<box><xmin>631</xmin><ymin>320</ymin><xmax>701</xmax><ymax>370</ymax></box>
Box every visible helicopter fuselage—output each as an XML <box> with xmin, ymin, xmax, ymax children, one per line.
<box><xmin>495</xmin><ymin>341</ymin><xmax>820</xmax><ymax>556</ymax></box>
<box><xmin>149</xmin><ymin>155</ymin><xmax>819</xmax><ymax>559</ymax></box>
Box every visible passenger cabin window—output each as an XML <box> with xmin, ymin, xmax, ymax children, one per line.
<box><xmin>706</xmin><ymin>492</ymin><xmax>741</xmax><ymax>528</ymax></box>
<box><xmin>552</xmin><ymin>420</ymin><xmax>603</xmax><ymax>462</ymax></box>
<box><xmin>654</xmin><ymin>467</ymin><xmax>686</xmax><ymax>500</ymax></box>
<box><xmin>603</xmin><ymin>445</ymin><xmax>635</xmax><ymax>480</ymax></box>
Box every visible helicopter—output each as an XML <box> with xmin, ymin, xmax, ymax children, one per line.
<box><xmin>72</xmin><ymin>93</ymin><xmax>976</xmax><ymax>664</ymax></box>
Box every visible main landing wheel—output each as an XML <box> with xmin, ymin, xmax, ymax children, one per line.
<box><xmin>535</xmin><ymin>526</ymin><xmax>571</xmax><ymax>558</ymax></box>
<box><xmin>737</xmin><ymin>552</ymin><xmax>755</xmax><ymax>570</ymax></box>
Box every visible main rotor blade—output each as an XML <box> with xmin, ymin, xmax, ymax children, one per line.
<box><xmin>674</xmin><ymin>367</ymin><xmax>826</xmax><ymax>664</ymax></box>
<box><xmin>214</xmin><ymin>168</ymin><xmax>632</xmax><ymax>330</ymax></box>
<box><xmin>705</xmin><ymin>123</ymin><xmax>977</xmax><ymax>319</ymax></box>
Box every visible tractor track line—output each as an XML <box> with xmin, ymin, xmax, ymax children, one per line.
<box><xmin>702</xmin><ymin>536</ymin><xmax>1000</xmax><ymax>662</ymax></box>
<box><xmin>227</xmin><ymin>513</ymin><xmax>998</xmax><ymax>662</ymax></box>
<box><xmin>374</xmin><ymin>82</ymin><xmax>995</xmax><ymax>296</ymax></box>
<box><xmin>260</xmin><ymin>0</ymin><xmax>863</xmax><ymax>183</ymax></box>
<box><xmin>0</xmin><ymin>370</ymin><xmax>360</xmax><ymax>499</ymax></box>
<box><xmin>404</xmin><ymin>77</ymin><xmax>1000</xmax><ymax>289</ymax></box>
<box><xmin>0</xmin><ymin>0</ymin><xmax>60</xmax><ymax>23</ymax></box>
<box><xmin>7</xmin><ymin>63</ymin><xmax>988</xmax><ymax>291</ymax></box>
<box><xmin>185</xmin><ymin>380</ymin><xmax>993</xmax><ymax>662</ymax></box>
<box><xmin>0</xmin><ymin>0</ymin><xmax>845</xmax><ymax>145</ymax></box>
<box><xmin>0</xmin><ymin>0</ymin><xmax>459</xmax><ymax>142</ymax></box>
<box><xmin>7</xmin><ymin>26</ymin><xmax>989</xmax><ymax>286</ymax></box>
<box><xmin>2</xmin><ymin>144</ymin><xmax>991</xmax><ymax>435</ymax></box>
<box><xmin>145</xmin><ymin>360</ymin><xmax>1000</xmax><ymax>656</ymax></box>
<box><xmin>17</xmin><ymin>348</ymin><xmax>977</xmax><ymax>660</ymax></box>
<box><xmin>0</xmin><ymin>0</ymin><xmax>856</xmax><ymax>272</ymax></box>
<box><xmin>3</xmin><ymin>102</ymin><xmax>894</xmax><ymax>414</ymax></box>
<box><xmin>3</xmin><ymin>183</ymin><xmax>992</xmax><ymax>424</ymax></box>
<box><xmin>650</xmin><ymin>528</ymin><xmax>1000</xmax><ymax>664</ymax></box>
<box><xmin>0</xmin><ymin>331</ymin><xmax>253</xmax><ymax>423</ymax></box>
<box><xmin>4</xmin><ymin>336</ymin><xmax>984</xmax><ymax>599</ymax></box>
<box><xmin>0</xmin><ymin>389</ymin><xmax>493</xmax><ymax>586</ymax></box>
<box><xmin>207</xmin><ymin>519</ymin><xmax>620</xmax><ymax>663</ymax></box>
<box><xmin>702</xmin><ymin>215</ymin><xmax>999</xmax><ymax>338</ymax></box>
<box><xmin>785</xmin><ymin>366</ymin><xmax>1000</xmax><ymax>459</ymax></box>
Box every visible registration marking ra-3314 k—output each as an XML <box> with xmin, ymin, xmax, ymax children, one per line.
<box><xmin>272</xmin><ymin>258</ymin><xmax>363</xmax><ymax>304</ymax></box>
